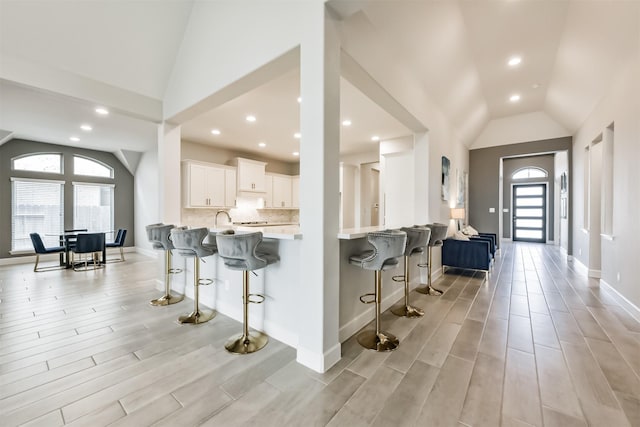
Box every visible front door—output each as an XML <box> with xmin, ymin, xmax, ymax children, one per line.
<box><xmin>512</xmin><ymin>184</ymin><xmax>546</xmax><ymax>243</ymax></box>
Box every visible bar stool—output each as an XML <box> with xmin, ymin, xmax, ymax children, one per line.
<box><xmin>391</xmin><ymin>226</ymin><xmax>432</xmax><ymax>318</ymax></box>
<box><xmin>215</xmin><ymin>231</ymin><xmax>279</xmax><ymax>354</ymax></box>
<box><xmin>416</xmin><ymin>223</ymin><xmax>449</xmax><ymax>296</ymax></box>
<box><xmin>349</xmin><ymin>229</ymin><xmax>407</xmax><ymax>352</ymax></box>
<box><xmin>170</xmin><ymin>227</ymin><xmax>217</xmax><ymax>324</ymax></box>
<box><xmin>146</xmin><ymin>223</ymin><xmax>185</xmax><ymax>306</ymax></box>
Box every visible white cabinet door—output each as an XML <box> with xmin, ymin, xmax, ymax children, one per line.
<box><xmin>208</xmin><ymin>167</ymin><xmax>225</xmax><ymax>207</ymax></box>
<box><xmin>272</xmin><ymin>175</ymin><xmax>292</xmax><ymax>208</ymax></box>
<box><xmin>184</xmin><ymin>161</ymin><xmax>234</xmax><ymax>208</ymax></box>
<box><xmin>225</xmin><ymin>169</ymin><xmax>236</xmax><ymax>208</ymax></box>
<box><xmin>188</xmin><ymin>163</ymin><xmax>209</xmax><ymax>207</ymax></box>
<box><xmin>237</xmin><ymin>159</ymin><xmax>266</xmax><ymax>192</ymax></box>
<box><xmin>291</xmin><ymin>176</ymin><xmax>300</xmax><ymax>208</ymax></box>
<box><xmin>264</xmin><ymin>175</ymin><xmax>273</xmax><ymax>208</ymax></box>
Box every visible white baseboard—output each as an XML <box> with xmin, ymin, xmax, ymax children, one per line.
<box><xmin>588</xmin><ymin>269</ymin><xmax>601</xmax><ymax>279</ymax></box>
<box><xmin>297</xmin><ymin>343</ymin><xmax>342</xmax><ymax>374</ymax></box>
<box><xmin>135</xmin><ymin>247</ymin><xmax>157</xmax><ymax>258</ymax></box>
<box><xmin>572</xmin><ymin>257</ymin><xmax>589</xmax><ymax>275</ymax></box>
<box><xmin>600</xmin><ymin>279</ymin><xmax>640</xmax><ymax>323</ymax></box>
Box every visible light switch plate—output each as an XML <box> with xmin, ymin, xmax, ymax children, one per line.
<box><xmin>489</xmin><ymin>208</ymin><xmax>496</xmax><ymax>213</ymax></box>
<box><xmin>503</xmin><ymin>208</ymin><xmax>509</xmax><ymax>212</ymax></box>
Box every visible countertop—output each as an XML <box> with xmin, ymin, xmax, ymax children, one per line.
<box><xmin>209</xmin><ymin>225</ymin><xmax>301</xmax><ymax>240</ymax></box>
<box><xmin>337</xmin><ymin>225</ymin><xmax>389</xmax><ymax>240</ymax></box>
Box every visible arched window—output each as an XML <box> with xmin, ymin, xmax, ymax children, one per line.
<box><xmin>512</xmin><ymin>167</ymin><xmax>547</xmax><ymax>180</ymax></box>
<box><xmin>13</xmin><ymin>153</ymin><xmax>62</xmax><ymax>174</ymax></box>
<box><xmin>74</xmin><ymin>156</ymin><xmax>113</xmax><ymax>178</ymax></box>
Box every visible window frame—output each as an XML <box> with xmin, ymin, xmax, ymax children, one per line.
<box><xmin>512</xmin><ymin>167</ymin><xmax>548</xmax><ymax>180</ymax></box>
<box><xmin>10</xmin><ymin>177</ymin><xmax>65</xmax><ymax>253</ymax></box>
<box><xmin>73</xmin><ymin>155</ymin><xmax>114</xmax><ymax>179</ymax></box>
<box><xmin>72</xmin><ymin>181</ymin><xmax>116</xmax><ymax>232</ymax></box>
<box><xmin>11</xmin><ymin>152</ymin><xmax>64</xmax><ymax>175</ymax></box>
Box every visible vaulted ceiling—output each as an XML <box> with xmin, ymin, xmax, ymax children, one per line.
<box><xmin>0</xmin><ymin>0</ymin><xmax>638</xmax><ymax>156</ymax></box>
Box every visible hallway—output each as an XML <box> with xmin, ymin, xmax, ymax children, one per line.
<box><xmin>0</xmin><ymin>242</ymin><xmax>638</xmax><ymax>426</ymax></box>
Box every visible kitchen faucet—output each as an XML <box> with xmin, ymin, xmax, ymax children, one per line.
<box><xmin>215</xmin><ymin>210</ymin><xmax>232</xmax><ymax>228</ymax></box>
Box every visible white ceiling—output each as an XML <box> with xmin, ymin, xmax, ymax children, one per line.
<box><xmin>0</xmin><ymin>0</ymin><xmax>638</xmax><ymax>158</ymax></box>
<box><xmin>180</xmin><ymin>69</ymin><xmax>410</xmax><ymax>162</ymax></box>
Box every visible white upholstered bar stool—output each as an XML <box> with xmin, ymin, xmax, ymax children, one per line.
<box><xmin>215</xmin><ymin>231</ymin><xmax>279</xmax><ymax>354</ymax></box>
<box><xmin>349</xmin><ymin>229</ymin><xmax>407</xmax><ymax>352</ymax></box>
<box><xmin>170</xmin><ymin>227</ymin><xmax>217</xmax><ymax>324</ymax></box>
<box><xmin>416</xmin><ymin>223</ymin><xmax>449</xmax><ymax>296</ymax></box>
<box><xmin>391</xmin><ymin>226</ymin><xmax>431</xmax><ymax>318</ymax></box>
<box><xmin>146</xmin><ymin>223</ymin><xmax>185</xmax><ymax>306</ymax></box>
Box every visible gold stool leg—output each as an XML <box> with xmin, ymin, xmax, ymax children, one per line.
<box><xmin>225</xmin><ymin>270</ymin><xmax>268</xmax><ymax>354</ymax></box>
<box><xmin>416</xmin><ymin>247</ymin><xmax>443</xmax><ymax>296</ymax></box>
<box><xmin>392</xmin><ymin>256</ymin><xmax>425</xmax><ymax>317</ymax></box>
<box><xmin>150</xmin><ymin>251</ymin><xmax>185</xmax><ymax>306</ymax></box>
<box><xmin>358</xmin><ymin>270</ymin><xmax>399</xmax><ymax>351</ymax></box>
<box><xmin>179</xmin><ymin>258</ymin><xmax>215</xmax><ymax>324</ymax></box>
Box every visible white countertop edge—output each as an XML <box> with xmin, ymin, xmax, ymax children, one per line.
<box><xmin>208</xmin><ymin>226</ymin><xmax>302</xmax><ymax>240</ymax></box>
<box><xmin>338</xmin><ymin>225</ymin><xmax>389</xmax><ymax>240</ymax></box>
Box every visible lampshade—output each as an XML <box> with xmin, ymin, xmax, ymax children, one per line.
<box><xmin>450</xmin><ymin>208</ymin><xmax>465</xmax><ymax>220</ymax></box>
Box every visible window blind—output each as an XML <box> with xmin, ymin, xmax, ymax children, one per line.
<box><xmin>73</xmin><ymin>183</ymin><xmax>114</xmax><ymax>232</ymax></box>
<box><xmin>11</xmin><ymin>178</ymin><xmax>64</xmax><ymax>251</ymax></box>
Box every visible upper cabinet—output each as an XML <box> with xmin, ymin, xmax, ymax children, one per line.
<box><xmin>231</xmin><ymin>157</ymin><xmax>266</xmax><ymax>193</ymax></box>
<box><xmin>182</xmin><ymin>160</ymin><xmax>236</xmax><ymax>208</ymax></box>
<box><xmin>271</xmin><ymin>174</ymin><xmax>292</xmax><ymax>208</ymax></box>
<box><xmin>291</xmin><ymin>175</ymin><xmax>299</xmax><ymax>208</ymax></box>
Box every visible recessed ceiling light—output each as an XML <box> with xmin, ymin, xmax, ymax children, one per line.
<box><xmin>294</xmin><ymin>132</ymin><xmax>301</xmax><ymax>139</ymax></box>
<box><xmin>508</xmin><ymin>56</ymin><xmax>522</xmax><ymax>67</ymax></box>
<box><xmin>293</xmin><ymin>151</ymin><xmax>300</xmax><ymax>156</ymax></box>
<box><xmin>342</xmin><ymin>119</ymin><xmax>352</xmax><ymax>126</ymax></box>
<box><xmin>70</xmin><ymin>136</ymin><xmax>80</xmax><ymax>142</ymax></box>
<box><xmin>95</xmin><ymin>107</ymin><xmax>109</xmax><ymax>115</ymax></box>
<box><xmin>211</xmin><ymin>129</ymin><xmax>221</xmax><ymax>135</ymax></box>
<box><xmin>532</xmin><ymin>83</ymin><xmax>541</xmax><ymax>89</ymax></box>
<box><xmin>258</xmin><ymin>142</ymin><xmax>266</xmax><ymax>148</ymax></box>
<box><xmin>371</xmin><ymin>135</ymin><xmax>380</xmax><ymax>141</ymax></box>
<box><xmin>297</xmin><ymin>97</ymin><xmax>302</xmax><ymax>103</ymax></box>
<box><xmin>80</xmin><ymin>124</ymin><xmax>92</xmax><ymax>131</ymax></box>
<box><xmin>509</xmin><ymin>94</ymin><xmax>521</xmax><ymax>102</ymax></box>
<box><xmin>246</xmin><ymin>115</ymin><xmax>256</xmax><ymax>122</ymax></box>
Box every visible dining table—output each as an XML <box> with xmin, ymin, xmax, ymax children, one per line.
<box><xmin>47</xmin><ymin>231</ymin><xmax>108</xmax><ymax>268</ymax></box>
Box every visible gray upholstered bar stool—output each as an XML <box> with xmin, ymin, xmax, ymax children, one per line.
<box><xmin>349</xmin><ymin>229</ymin><xmax>407</xmax><ymax>352</ymax></box>
<box><xmin>216</xmin><ymin>231</ymin><xmax>279</xmax><ymax>354</ymax></box>
<box><xmin>391</xmin><ymin>226</ymin><xmax>432</xmax><ymax>318</ymax></box>
<box><xmin>170</xmin><ymin>227</ymin><xmax>217</xmax><ymax>324</ymax></box>
<box><xmin>146</xmin><ymin>223</ymin><xmax>185</xmax><ymax>306</ymax></box>
<box><xmin>416</xmin><ymin>223</ymin><xmax>449</xmax><ymax>296</ymax></box>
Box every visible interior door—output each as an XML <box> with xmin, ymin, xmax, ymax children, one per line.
<box><xmin>512</xmin><ymin>184</ymin><xmax>546</xmax><ymax>243</ymax></box>
<box><xmin>370</xmin><ymin>168</ymin><xmax>380</xmax><ymax>226</ymax></box>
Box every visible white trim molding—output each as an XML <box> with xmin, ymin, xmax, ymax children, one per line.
<box><xmin>600</xmin><ymin>279</ymin><xmax>640</xmax><ymax>323</ymax></box>
<box><xmin>297</xmin><ymin>343</ymin><xmax>342</xmax><ymax>374</ymax></box>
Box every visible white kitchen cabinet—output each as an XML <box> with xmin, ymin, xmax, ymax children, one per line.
<box><xmin>291</xmin><ymin>175</ymin><xmax>300</xmax><ymax>208</ymax></box>
<box><xmin>232</xmin><ymin>157</ymin><xmax>266</xmax><ymax>193</ymax></box>
<box><xmin>263</xmin><ymin>175</ymin><xmax>273</xmax><ymax>208</ymax></box>
<box><xmin>272</xmin><ymin>174</ymin><xmax>292</xmax><ymax>208</ymax></box>
<box><xmin>224</xmin><ymin>168</ymin><xmax>237</xmax><ymax>208</ymax></box>
<box><xmin>183</xmin><ymin>160</ymin><xmax>235</xmax><ymax>208</ymax></box>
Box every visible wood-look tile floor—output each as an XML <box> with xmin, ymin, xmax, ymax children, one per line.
<box><xmin>1</xmin><ymin>242</ymin><xmax>639</xmax><ymax>426</ymax></box>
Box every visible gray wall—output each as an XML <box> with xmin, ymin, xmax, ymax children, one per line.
<box><xmin>502</xmin><ymin>154</ymin><xmax>555</xmax><ymax>240</ymax></box>
<box><xmin>468</xmin><ymin>136</ymin><xmax>572</xmax><ymax>253</ymax></box>
<box><xmin>0</xmin><ymin>139</ymin><xmax>134</xmax><ymax>258</ymax></box>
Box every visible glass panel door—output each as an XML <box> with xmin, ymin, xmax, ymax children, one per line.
<box><xmin>513</xmin><ymin>184</ymin><xmax>546</xmax><ymax>243</ymax></box>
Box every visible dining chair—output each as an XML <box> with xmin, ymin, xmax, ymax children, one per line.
<box><xmin>71</xmin><ymin>233</ymin><xmax>105</xmax><ymax>271</ymax></box>
<box><xmin>105</xmin><ymin>229</ymin><xmax>127</xmax><ymax>262</ymax></box>
<box><xmin>29</xmin><ymin>233</ymin><xmax>65</xmax><ymax>272</ymax></box>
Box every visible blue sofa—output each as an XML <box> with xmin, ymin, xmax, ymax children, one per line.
<box><xmin>442</xmin><ymin>238</ymin><xmax>491</xmax><ymax>274</ymax></box>
<box><xmin>469</xmin><ymin>233</ymin><xmax>496</xmax><ymax>258</ymax></box>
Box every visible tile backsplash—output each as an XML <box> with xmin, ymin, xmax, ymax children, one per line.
<box><xmin>181</xmin><ymin>208</ymin><xmax>299</xmax><ymax>227</ymax></box>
